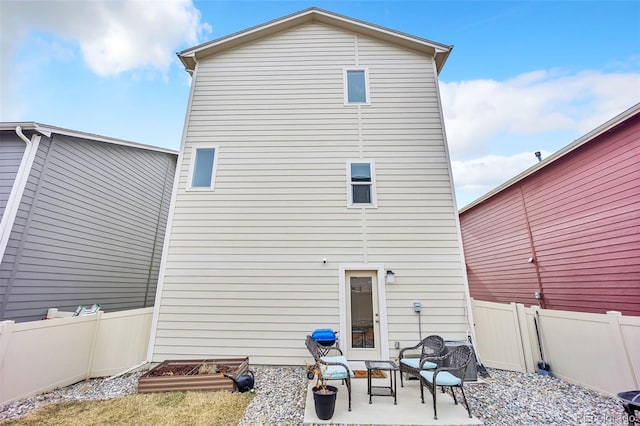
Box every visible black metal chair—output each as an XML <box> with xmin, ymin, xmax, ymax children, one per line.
<box><xmin>305</xmin><ymin>335</ymin><xmax>354</xmax><ymax>411</ymax></box>
<box><xmin>398</xmin><ymin>335</ymin><xmax>445</xmax><ymax>387</ymax></box>
<box><xmin>419</xmin><ymin>344</ymin><xmax>473</xmax><ymax>420</ymax></box>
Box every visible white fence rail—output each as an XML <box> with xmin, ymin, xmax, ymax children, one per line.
<box><xmin>0</xmin><ymin>307</ymin><xmax>153</xmax><ymax>405</ymax></box>
<box><xmin>471</xmin><ymin>299</ymin><xmax>640</xmax><ymax>396</ymax></box>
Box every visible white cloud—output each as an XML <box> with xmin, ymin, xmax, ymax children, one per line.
<box><xmin>442</xmin><ymin>67</ymin><xmax>640</xmax><ymax>206</ymax></box>
<box><xmin>440</xmin><ymin>69</ymin><xmax>640</xmax><ymax>160</ymax></box>
<box><xmin>0</xmin><ymin>0</ymin><xmax>210</xmax><ymax>121</ymax></box>
<box><xmin>452</xmin><ymin>151</ymin><xmax>551</xmax><ymax>196</ymax></box>
<box><xmin>1</xmin><ymin>0</ymin><xmax>211</xmax><ymax>77</ymax></box>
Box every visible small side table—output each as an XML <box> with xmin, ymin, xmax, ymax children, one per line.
<box><xmin>365</xmin><ymin>360</ymin><xmax>398</xmax><ymax>405</ymax></box>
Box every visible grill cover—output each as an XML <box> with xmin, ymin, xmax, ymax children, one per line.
<box><xmin>311</xmin><ymin>328</ymin><xmax>336</xmax><ymax>343</ymax></box>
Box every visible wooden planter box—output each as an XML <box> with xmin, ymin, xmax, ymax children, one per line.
<box><xmin>138</xmin><ymin>357</ymin><xmax>249</xmax><ymax>393</ymax></box>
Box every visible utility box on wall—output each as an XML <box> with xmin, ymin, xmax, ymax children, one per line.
<box><xmin>444</xmin><ymin>340</ymin><xmax>478</xmax><ymax>382</ymax></box>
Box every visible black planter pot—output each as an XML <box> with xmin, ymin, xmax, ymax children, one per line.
<box><xmin>312</xmin><ymin>385</ymin><xmax>338</xmax><ymax>420</ymax></box>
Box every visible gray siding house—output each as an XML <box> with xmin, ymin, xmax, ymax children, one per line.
<box><xmin>0</xmin><ymin>123</ymin><xmax>177</xmax><ymax>322</ymax></box>
<box><xmin>148</xmin><ymin>8</ymin><xmax>474</xmax><ymax>366</ymax></box>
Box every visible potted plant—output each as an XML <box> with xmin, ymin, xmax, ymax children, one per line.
<box><xmin>307</xmin><ymin>360</ymin><xmax>338</xmax><ymax>420</ymax></box>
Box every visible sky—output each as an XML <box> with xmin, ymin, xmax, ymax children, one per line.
<box><xmin>1</xmin><ymin>0</ymin><xmax>639</xmax><ymax>208</ymax></box>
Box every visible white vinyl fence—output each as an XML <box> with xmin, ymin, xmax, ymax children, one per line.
<box><xmin>3</xmin><ymin>301</ymin><xmax>637</xmax><ymax>405</ymax></box>
<box><xmin>471</xmin><ymin>299</ymin><xmax>640</xmax><ymax>396</ymax></box>
<box><xmin>0</xmin><ymin>307</ymin><xmax>153</xmax><ymax>405</ymax></box>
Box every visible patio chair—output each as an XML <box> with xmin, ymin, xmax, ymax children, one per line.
<box><xmin>305</xmin><ymin>335</ymin><xmax>354</xmax><ymax>411</ymax></box>
<box><xmin>398</xmin><ymin>335</ymin><xmax>445</xmax><ymax>387</ymax></box>
<box><xmin>419</xmin><ymin>344</ymin><xmax>473</xmax><ymax>420</ymax></box>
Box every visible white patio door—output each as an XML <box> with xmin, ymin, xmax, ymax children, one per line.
<box><xmin>345</xmin><ymin>270</ymin><xmax>381</xmax><ymax>360</ymax></box>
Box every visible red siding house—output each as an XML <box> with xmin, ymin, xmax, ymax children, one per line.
<box><xmin>459</xmin><ymin>104</ymin><xmax>640</xmax><ymax>316</ymax></box>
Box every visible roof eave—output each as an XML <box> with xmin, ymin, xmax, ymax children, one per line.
<box><xmin>0</xmin><ymin>122</ymin><xmax>178</xmax><ymax>155</ymax></box>
<box><xmin>179</xmin><ymin>54</ymin><xmax>196</xmax><ymax>73</ymax></box>
<box><xmin>178</xmin><ymin>7</ymin><xmax>453</xmax><ymax>73</ymax></box>
<box><xmin>434</xmin><ymin>48</ymin><xmax>453</xmax><ymax>75</ymax></box>
<box><xmin>0</xmin><ymin>121</ymin><xmax>51</xmax><ymax>137</ymax></box>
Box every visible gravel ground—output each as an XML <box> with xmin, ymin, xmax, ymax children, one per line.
<box><xmin>0</xmin><ymin>366</ymin><xmax>632</xmax><ymax>425</ymax></box>
<box><xmin>464</xmin><ymin>369</ymin><xmax>629</xmax><ymax>426</ymax></box>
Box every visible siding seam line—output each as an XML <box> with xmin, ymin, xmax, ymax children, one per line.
<box><xmin>354</xmin><ymin>33</ymin><xmax>359</xmax><ymax>66</ymax></box>
<box><xmin>144</xmin><ymin>154</ymin><xmax>172</xmax><ymax>307</ymax></box>
<box><xmin>362</xmin><ymin>208</ymin><xmax>368</xmax><ymax>262</ymax></box>
<box><xmin>519</xmin><ymin>185</ymin><xmax>544</xmax><ymax>307</ymax></box>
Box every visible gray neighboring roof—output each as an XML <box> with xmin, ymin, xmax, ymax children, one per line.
<box><xmin>177</xmin><ymin>7</ymin><xmax>453</xmax><ymax>74</ymax></box>
<box><xmin>459</xmin><ymin>102</ymin><xmax>640</xmax><ymax>213</ymax></box>
<box><xmin>0</xmin><ymin>122</ymin><xmax>178</xmax><ymax>155</ymax></box>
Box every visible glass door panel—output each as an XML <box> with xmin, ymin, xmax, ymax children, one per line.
<box><xmin>350</xmin><ymin>277</ymin><xmax>374</xmax><ymax>349</ymax></box>
<box><xmin>345</xmin><ymin>271</ymin><xmax>380</xmax><ymax>360</ymax></box>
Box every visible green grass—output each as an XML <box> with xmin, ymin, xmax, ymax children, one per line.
<box><xmin>4</xmin><ymin>391</ymin><xmax>254</xmax><ymax>426</ymax></box>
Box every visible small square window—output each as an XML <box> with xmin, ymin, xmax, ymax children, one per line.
<box><xmin>347</xmin><ymin>160</ymin><xmax>376</xmax><ymax>208</ymax></box>
<box><xmin>344</xmin><ymin>69</ymin><xmax>369</xmax><ymax>104</ymax></box>
<box><xmin>189</xmin><ymin>147</ymin><xmax>217</xmax><ymax>189</ymax></box>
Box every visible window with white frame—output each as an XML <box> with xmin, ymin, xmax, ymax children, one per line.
<box><xmin>189</xmin><ymin>146</ymin><xmax>218</xmax><ymax>189</ymax></box>
<box><xmin>344</xmin><ymin>69</ymin><xmax>369</xmax><ymax>104</ymax></box>
<box><xmin>347</xmin><ymin>161</ymin><xmax>376</xmax><ymax>207</ymax></box>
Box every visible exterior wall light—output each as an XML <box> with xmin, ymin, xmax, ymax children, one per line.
<box><xmin>385</xmin><ymin>270</ymin><xmax>396</xmax><ymax>284</ymax></box>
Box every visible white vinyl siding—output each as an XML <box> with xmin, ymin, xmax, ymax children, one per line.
<box><xmin>153</xmin><ymin>22</ymin><xmax>468</xmax><ymax>365</ymax></box>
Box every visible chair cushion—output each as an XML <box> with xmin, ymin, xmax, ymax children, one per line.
<box><xmin>420</xmin><ymin>370</ymin><xmax>462</xmax><ymax>386</ymax></box>
<box><xmin>400</xmin><ymin>358</ymin><xmax>437</xmax><ymax>370</ymax></box>
<box><xmin>320</xmin><ymin>355</ymin><xmax>355</xmax><ymax>379</ymax></box>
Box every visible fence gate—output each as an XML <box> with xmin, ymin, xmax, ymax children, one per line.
<box><xmin>471</xmin><ymin>300</ymin><xmax>528</xmax><ymax>373</ymax></box>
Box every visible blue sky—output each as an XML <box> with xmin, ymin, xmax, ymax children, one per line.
<box><xmin>1</xmin><ymin>0</ymin><xmax>639</xmax><ymax>207</ymax></box>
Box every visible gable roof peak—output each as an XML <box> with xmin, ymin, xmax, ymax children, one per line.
<box><xmin>178</xmin><ymin>7</ymin><xmax>452</xmax><ymax>74</ymax></box>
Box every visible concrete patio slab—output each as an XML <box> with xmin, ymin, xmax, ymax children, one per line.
<box><xmin>303</xmin><ymin>373</ymin><xmax>484</xmax><ymax>425</ymax></box>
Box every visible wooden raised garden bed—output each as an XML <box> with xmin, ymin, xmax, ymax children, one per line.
<box><xmin>138</xmin><ymin>357</ymin><xmax>249</xmax><ymax>393</ymax></box>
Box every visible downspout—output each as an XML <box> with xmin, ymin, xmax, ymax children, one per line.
<box><xmin>0</xmin><ymin>127</ymin><xmax>41</xmax><ymax>320</ymax></box>
<box><xmin>0</xmin><ymin>127</ymin><xmax>41</xmax><ymax>265</ymax></box>
<box><xmin>429</xmin><ymin>54</ymin><xmax>481</xmax><ymax>354</ymax></box>
<box><xmin>433</xmin><ymin>56</ymin><xmax>485</xmax><ymax>371</ymax></box>
<box><xmin>146</xmin><ymin>61</ymin><xmax>199</xmax><ymax>362</ymax></box>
